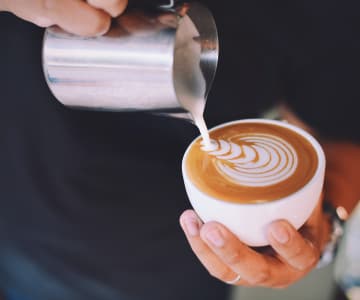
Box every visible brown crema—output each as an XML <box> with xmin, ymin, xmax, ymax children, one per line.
<box><xmin>185</xmin><ymin>122</ymin><xmax>318</xmax><ymax>203</ymax></box>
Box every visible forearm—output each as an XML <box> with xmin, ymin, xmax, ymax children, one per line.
<box><xmin>322</xmin><ymin>141</ymin><xmax>360</xmax><ymax>217</ymax></box>
<box><xmin>279</xmin><ymin>103</ymin><xmax>359</xmax><ymax>217</ymax></box>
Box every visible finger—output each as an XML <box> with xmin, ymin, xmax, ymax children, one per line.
<box><xmin>299</xmin><ymin>196</ymin><xmax>329</xmax><ymax>250</ymax></box>
<box><xmin>267</xmin><ymin>220</ymin><xmax>319</xmax><ymax>271</ymax></box>
<box><xmin>179</xmin><ymin>210</ymin><xmax>245</xmax><ymax>284</ymax></box>
<box><xmin>116</xmin><ymin>11</ymin><xmax>154</xmax><ymax>33</ymax></box>
<box><xmin>46</xmin><ymin>0</ymin><xmax>111</xmax><ymax>36</ymax></box>
<box><xmin>87</xmin><ymin>0</ymin><xmax>128</xmax><ymax>17</ymax></box>
<box><xmin>200</xmin><ymin>222</ymin><xmax>282</xmax><ymax>286</ymax></box>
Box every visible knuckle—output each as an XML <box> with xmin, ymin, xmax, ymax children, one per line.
<box><xmin>292</xmin><ymin>242</ymin><xmax>320</xmax><ymax>271</ymax></box>
<box><xmin>89</xmin><ymin>0</ymin><xmax>127</xmax><ymax>16</ymax></box>
<box><xmin>287</xmin><ymin>245</ymin><xmax>303</xmax><ymax>262</ymax></box>
<box><xmin>248</xmin><ymin>269</ymin><xmax>270</xmax><ymax>285</ymax></box>
<box><xmin>110</xmin><ymin>0</ymin><xmax>128</xmax><ymax>16</ymax></box>
<box><xmin>195</xmin><ymin>246</ymin><xmax>208</xmax><ymax>258</ymax></box>
<box><xmin>42</xmin><ymin>0</ymin><xmax>56</xmax><ymax>11</ymax></box>
<box><xmin>223</xmin><ymin>250</ymin><xmax>242</xmax><ymax>266</ymax></box>
<box><xmin>307</xmin><ymin>255</ymin><xmax>318</xmax><ymax>268</ymax></box>
<box><xmin>33</xmin><ymin>16</ymin><xmax>53</xmax><ymax>27</ymax></box>
<box><xmin>34</xmin><ymin>0</ymin><xmax>55</xmax><ymax>27</ymax></box>
<box><xmin>41</xmin><ymin>0</ymin><xmax>58</xmax><ymax>16</ymax></box>
<box><xmin>90</xmin><ymin>15</ymin><xmax>111</xmax><ymax>35</ymax></box>
<box><xmin>39</xmin><ymin>0</ymin><xmax>55</xmax><ymax>19</ymax></box>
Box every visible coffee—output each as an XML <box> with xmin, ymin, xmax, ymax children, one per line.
<box><xmin>185</xmin><ymin>121</ymin><xmax>318</xmax><ymax>203</ymax></box>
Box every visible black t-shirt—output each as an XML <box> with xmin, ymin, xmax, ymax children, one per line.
<box><xmin>0</xmin><ymin>1</ymin><xmax>359</xmax><ymax>299</ymax></box>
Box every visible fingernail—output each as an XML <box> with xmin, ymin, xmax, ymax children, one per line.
<box><xmin>270</xmin><ymin>223</ymin><xmax>290</xmax><ymax>244</ymax></box>
<box><xmin>183</xmin><ymin>216</ymin><xmax>200</xmax><ymax>237</ymax></box>
<box><xmin>205</xmin><ymin>228</ymin><xmax>225</xmax><ymax>248</ymax></box>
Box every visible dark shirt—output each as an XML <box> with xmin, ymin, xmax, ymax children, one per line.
<box><xmin>0</xmin><ymin>1</ymin><xmax>359</xmax><ymax>299</ymax></box>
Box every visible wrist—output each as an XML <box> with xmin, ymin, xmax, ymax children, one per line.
<box><xmin>319</xmin><ymin>213</ymin><xmax>332</xmax><ymax>252</ymax></box>
<box><xmin>316</xmin><ymin>201</ymin><xmax>346</xmax><ymax>269</ymax></box>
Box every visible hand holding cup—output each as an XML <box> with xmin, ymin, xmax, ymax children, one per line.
<box><xmin>180</xmin><ymin>119</ymin><xmax>329</xmax><ymax>287</ymax></box>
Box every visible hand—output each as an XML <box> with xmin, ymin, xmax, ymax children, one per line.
<box><xmin>0</xmin><ymin>0</ymin><xmax>128</xmax><ymax>36</ymax></box>
<box><xmin>278</xmin><ymin>102</ymin><xmax>359</xmax><ymax>214</ymax></box>
<box><xmin>179</xmin><ymin>198</ymin><xmax>331</xmax><ymax>288</ymax></box>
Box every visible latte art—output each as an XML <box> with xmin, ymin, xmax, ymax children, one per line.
<box><xmin>202</xmin><ymin>134</ymin><xmax>298</xmax><ymax>187</ymax></box>
<box><xmin>186</xmin><ymin>122</ymin><xmax>318</xmax><ymax>203</ymax></box>
<box><xmin>183</xmin><ymin>120</ymin><xmax>325</xmax><ymax>246</ymax></box>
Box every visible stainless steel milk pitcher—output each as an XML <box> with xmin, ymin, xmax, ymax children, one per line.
<box><xmin>42</xmin><ymin>2</ymin><xmax>219</xmax><ymax>119</ymax></box>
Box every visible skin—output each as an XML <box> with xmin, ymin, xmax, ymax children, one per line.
<box><xmin>0</xmin><ymin>0</ymin><xmax>128</xmax><ymax>36</ymax></box>
<box><xmin>180</xmin><ymin>113</ymin><xmax>360</xmax><ymax>288</ymax></box>
<box><xmin>180</xmin><ymin>198</ymin><xmax>331</xmax><ymax>288</ymax></box>
<box><xmin>323</xmin><ymin>141</ymin><xmax>360</xmax><ymax>214</ymax></box>
<box><xmin>1</xmin><ymin>1</ymin><xmax>359</xmax><ymax>289</ymax></box>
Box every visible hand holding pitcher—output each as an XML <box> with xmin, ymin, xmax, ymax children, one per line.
<box><xmin>0</xmin><ymin>0</ymin><xmax>128</xmax><ymax>36</ymax></box>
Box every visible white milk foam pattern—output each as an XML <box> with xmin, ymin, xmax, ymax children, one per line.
<box><xmin>201</xmin><ymin>133</ymin><xmax>298</xmax><ymax>187</ymax></box>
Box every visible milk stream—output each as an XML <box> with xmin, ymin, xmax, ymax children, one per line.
<box><xmin>192</xmin><ymin>112</ymin><xmax>211</xmax><ymax>149</ymax></box>
<box><xmin>174</xmin><ymin>17</ymin><xmax>300</xmax><ymax>187</ymax></box>
<box><xmin>173</xmin><ymin>15</ymin><xmax>212</xmax><ymax>149</ymax></box>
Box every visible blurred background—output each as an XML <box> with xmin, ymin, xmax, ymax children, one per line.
<box><xmin>231</xmin><ymin>263</ymin><xmax>341</xmax><ymax>300</ymax></box>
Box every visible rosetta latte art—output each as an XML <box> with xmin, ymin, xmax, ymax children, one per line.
<box><xmin>201</xmin><ymin>133</ymin><xmax>298</xmax><ymax>187</ymax></box>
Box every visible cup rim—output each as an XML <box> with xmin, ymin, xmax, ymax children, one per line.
<box><xmin>182</xmin><ymin>118</ymin><xmax>326</xmax><ymax>207</ymax></box>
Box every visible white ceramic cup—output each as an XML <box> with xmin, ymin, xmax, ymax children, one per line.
<box><xmin>182</xmin><ymin>119</ymin><xmax>326</xmax><ymax>246</ymax></box>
